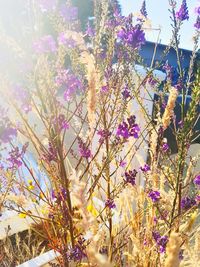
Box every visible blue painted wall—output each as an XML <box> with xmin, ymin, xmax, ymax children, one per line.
<box><xmin>140</xmin><ymin>42</ymin><xmax>200</xmax><ymax>152</ymax></box>
<box><xmin>140</xmin><ymin>41</ymin><xmax>192</xmax><ymax>69</ymax></box>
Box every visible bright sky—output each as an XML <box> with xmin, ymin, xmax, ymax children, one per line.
<box><xmin>119</xmin><ymin>0</ymin><xmax>199</xmax><ymax>50</ymax></box>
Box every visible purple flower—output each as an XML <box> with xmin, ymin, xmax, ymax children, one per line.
<box><xmin>159</xmin><ymin>236</ymin><xmax>168</xmax><ymax>253</ymax></box>
<box><xmin>43</xmin><ymin>141</ymin><xmax>57</xmax><ymax>162</ymax></box>
<box><xmin>162</xmin><ymin>143</ymin><xmax>169</xmax><ymax>152</ymax></box>
<box><xmin>129</xmin><ymin>124</ymin><xmax>140</xmax><ymax>138</ymax></box>
<box><xmin>174</xmin><ymin>80</ymin><xmax>183</xmax><ymax>91</ymax></box>
<box><xmin>116</xmin><ymin>115</ymin><xmax>140</xmax><ymax>139</ymax></box>
<box><xmin>0</xmin><ymin>127</ymin><xmax>17</xmax><ymax>143</ymax></box>
<box><xmin>195</xmin><ymin>195</ymin><xmax>200</xmax><ymax>202</ymax></box>
<box><xmin>63</xmin><ymin>76</ymin><xmax>83</xmax><ymax>101</ymax></box>
<box><xmin>163</xmin><ymin>62</ymin><xmax>173</xmax><ymax>80</ymax></box>
<box><xmin>178</xmin><ymin>120</ymin><xmax>184</xmax><ymax>128</ymax></box>
<box><xmin>195</xmin><ymin>6</ymin><xmax>200</xmax><ymax>15</ymax></box>
<box><xmin>55</xmin><ymin>69</ymin><xmax>69</xmax><ymax>86</ymax></box>
<box><xmin>162</xmin><ymin>101</ymin><xmax>167</xmax><ymax>109</ymax></box>
<box><xmin>143</xmin><ymin>239</ymin><xmax>148</xmax><ymax>246</ymax></box>
<box><xmin>60</xmin><ymin>5</ymin><xmax>78</xmax><ymax>22</ymax></box>
<box><xmin>124</xmin><ymin>169</ymin><xmax>137</xmax><ymax>186</ymax></box>
<box><xmin>78</xmin><ymin>139</ymin><xmax>91</xmax><ymax>159</ymax></box>
<box><xmin>146</xmin><ymin>75</ymin><xmax>158</xmax><ymax>86</ymax></box>
<box><xmin>105</xmin><ymin>199</ymin><xmax>116</xmax><ymax>209</ymax></box>
<box><xmin>122</xmin><ymin>85</ymin><xmax>131</xmax><ymax>99</ymax></box>
<box><xmin>153</xmin><ymin>216</ymin><xmax>158</xmax><ymax>224</ymax></box>
<box><xmin>179</xmin><ymin>249</ymin><xmax>184</xmax><ymax>260</ymax></box>
<box><xmin>116</xmin><ymin>122</ymin><xmax>129</xmax><ymax>138</ymax></box>
<box><xmin>8</xmin><ymin>149</ymin><xmax>22</xmax><ymax>168</ymax></box>
<box><xmin>51</xmin><ymin>190</ymin><xmax>56</xmax><ymax>199</ymax></box>
<box><xmin>68</xmin><ymin>239</ymin><xmax>86</xmax><ymax>262</ymax></box>
<box><xmin>153</xmin><ymin>231</ymin><xmax>168</xmax><ymax>253</ymax></box>
<box><xmin>48</xmin><ymin>212</ymin><xmax>54</xmax><ymax>219</ymax></box>
<box><xmin>140</xmin><ymin>0</ymin><xmax>148</xmax><ymax>18</ymax></box>
<box><xmin>11</xmin><ymin>85</ymin><xmax>32</xmax><ymax>113</ymax></box>
<box><xmin>117</xmin><ymin>24</ymin><xmax>145</xmax><ymax>50</ymax></box>
<box><xmin>119</xmin><ymin>160</ymin><xmax>126</xmax><ymax>168</ymax></box>
<box><xmin>57</xmin><ymin>115</ymin><xmax>69</xmax><ymax>130</ymax></box>
<box><xmin>140</xmin><ymin>164</ymin><xmax>150</xmax><ymax>172</ymax></box>
<box><xmin>194</xmin><ymin>174</ymin><xmax>200</xmax><ymax>186</ymax></box>
<box><xmin>0</xmin><ymin>108</ymin><xmax>17</xmax><ymax>143</ymax></box>
<box><xmin>7</xmin><ymin>144</ymin><xmax>28</xmax><ymax>169</ymax></box>
<box><xmin>55</xmin><ymin>69</ymin><xmax>83</xmax><ymax>101</ymax></box>
<box><xmin>194</xmin><ymin>16</ymin><xmax>200</xmax><ymax>29</ymax></box>
<box><xmin>148</xmin><ymin>190</ymin><xmax>160</xmax><ymax>202</ymax></box>
<box><xmin>106</xmin><ymin>6</ymin><xmax>122</xmax><ymax>29</ymax></box>
<box><xmin>33</xmin><ymin>35</ymin><xmax>57</xmax><ymax>54</ymax></box>
<box><xmin>181</xmin><ymin>196</ymin><xmax>196</xmax><ymax>210</ymax></box>
<box><xmin>86</xmin><ymin>21</ymin><xmax>95</xmax><ymax>37</ymax></box>
<box><xmin>52</xmin><ymin>188</ymin><xmax>67</xmax><ymax>204</ymax></box>
<box><xmin>58</xmin><ymin>33</ymin><xmax>76</xmax><ymax>48</ymax></box>
<box><xmin>37</xmin><ymin>0</ymin><xmax>56</xmax><ymax>13</ymax></box>
<box><xmin>99</xmin><ymin>246</ymin><xmax>108</xmax><ymax>255</ymax></box>
<box><xmin>97</xmin><ymin>129</ymin><xmax>111</xmax><ymax>144</ymax></box>
<box><xmin>176</xmin><ymin>0</ymin><xmax>189</xmax><ymax>21</ymax></box>
<box><xmin>60</xmin><ymin>188</ymin><xmax>67</xmax><ymax>201</ymax></box>
<box><xmin>101</xmin><ymin>85</ymin><xmax>109</xmax><ymax>93</ymax></box>
<box><xmin>53</xmin><ymin>114</ymin><xmax>69</xmax><ymax>132</ymax></box>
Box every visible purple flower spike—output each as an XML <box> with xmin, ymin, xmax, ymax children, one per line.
<box><xmin>122</xmin><ymin>85</ymin><xmax>131</xmax><ymax>99</ymax></box>
<box><xmin>140</xmin><ymin>164</ymin><xmax>150</xmax><ymax>173</ymax></box>
<box><xmin>124</xmin><ymin>169</ymin><xmax>137</xmax><ymax>186</ymax></box>
<box><xmin>43</xmin><ymin>141</ymin><xmax>57</xmax><ymax>163</ymax></box>
<box><xmin>55</xmin><ymin>69</ymin><xmax>83</xmax><ymax>101</ymax></box>
<box><xmin>163</xmin><ymin>61</ymin><xmax>173</xmax><ymax>80</ymax></box>
<box><xmin>152</xmin><ymin>231</ymin><xmax>168</xmax><ymax>253</ymax></box>
<box><xmin>53</xmin><ymin>114</ymin><xmax>69</xmax><ymax>132</ymax></box>
<box><xmin>68</xmin><ymin>239</ymin><xmax>86</xmax><ymax>262</ymax></box>
<box><xmin>7</xmin><ymin>144</ymin><xmax>28</xmax><ymax>169</ymax></box>
<box><xmin>178</xmin><ymin>120</ymin><xmax>184</xmax><ymax>128</ymax></box>
<box><xmin>162</xmin><ymin>143</ymin><xmax>169</xmax><ymax>152</ymax></box>
<box><xmin>51</xmin><ymin>190</ymin><xmax>56</xmax><ymax>199</ymax></box>
<box><xmin>176</xmin><ymin>0</ymin><xmax>189</xmax><ymax>21</ymax></box>
<box><xmin>195</xmin><ymin>6</ymin><xmax>200</xmax><ymax>15</ymax></box>
<box><xmin>181</xmin><ymin>196</ymin><xmax>196</xmax><ymax>210</ymax></box>
<box><xmin>116</xmin><ymin>122</ymin><xmax>130</xmax><ymax>139</ymax></box>
<box><xmin>194</xmin><ymin>16</ymin><xmax>200</xmax><ymax>30</ymax></box>
<box><xmin>97</xmin><ymin>129</ymin><xmax>111</xmax><ymax>144</ymax></box>
<box><xmin>117</xmin><ymin>24</ymin><xmax>145</xmax><ymax>50</ymax></box>
<box><xmin>12</xmin><ymin>85</ymin><xmax>32</xmax><ymax>113</ymax></box>
<box><xmin>119</xmin><ymin>160</ymin><xmax>126</xmax><ymax>168</ymax></box>
<box><xmin>140</xmin><ymin>0</ymin><xmax>148</xmax><ymax>18</ymax></box>
<box><xmin>195</xmin><ymin>195</ymin><xmax>200</xmax><ymax>202</ymax></box>
<box><xmin>146</xmin><ymin>75</ymin><xmax>158</xmax><ymax>86</ymax></box>
<box><xmin>105</xmin><ymin>199</ymin><xmax>116</xmax><ymax>209</ymax></box>
<box><xmin>78</xmin><ymin>139</ymin><xmax>91</xmax><ymax>159</ymax></box>
<box><xmin>0</xmin><ymin>108</ymin><xmax>17</xmax><ymax>143</ymax></box>
<box><xmin>0</xmin><ymin>127</ymin><xmax>17</xmax><ymax>143</ymax></box>
<box><xmin>148</xmin><ymin>190</ymin><xmax>160</xmax><ymax>202</ymax></box>
<box><xmin>116</xmin><ymin>115</ymin><xmax>140</xmax><ymax>139</ymax></box>
<box><xmin>194</xmin><ymin>174</ymin><xmax>200</xmax><ymax>186</ymax></box>
<box><xmin>179</xmin><ymin>249</ymin><xmax>184</xmax><ymax>260</ymax></box>
<box><xmin>101</xmin><ymin>85</ymin><xmax>109</xmax><ymax>93</ymax></box>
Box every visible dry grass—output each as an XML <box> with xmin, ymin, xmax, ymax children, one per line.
<box><xmin>0</xmin><ymin>228</ymin><xmax>48</xmax><ymax>266</ymax></box>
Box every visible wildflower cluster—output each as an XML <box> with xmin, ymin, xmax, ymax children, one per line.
<box><xmin>116</xmin><ymin>115</ymin><xmax>140</xmax><ymax>139</ymax></box>
<box><xmin>0</xmin><ymin>0</ymin><xmax>199</xmax><ymax>266</ymax></box>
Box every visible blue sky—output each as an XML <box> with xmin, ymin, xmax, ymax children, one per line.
<box><xmin>119</xmin><ymin>0</ymin><xmax>199</xmax><ymax>50</ymax></box>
